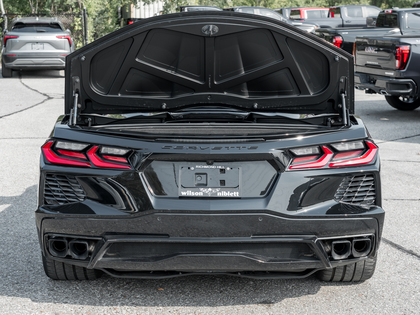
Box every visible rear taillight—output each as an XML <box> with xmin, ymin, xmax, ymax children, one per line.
<box><xmin>42</xmin><ymin>141</ymin><xmax>131</xmax><ymax>169</ymax></box>
<box><xmin>332</xmin><ymin>36</ymin><xmax>343</xmax><ymax>48</ymax></box>
<box><xmin>56</xmin><ymin>35</ymin><xmax>72</xmax><ymax>47</ymax></box>
<box><xmin>4</xmin><ymin>35</ymin><xmax>18</xmax><ymax>46</ymax></box>
<box><xmin>395</xmin><ymin>45</ymin><xmax>410</xmax><ymax>70</ymax></box>
<box><xmin>288</xmin><ymin>140</ymin><xmax>378</xmax><ymax>170</ymax></box>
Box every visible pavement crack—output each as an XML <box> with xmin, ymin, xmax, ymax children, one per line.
<box><xmin>18</xmin><ymin>72</ymin><xmax>54</xmax><ymax>100</ymax></box>
<box><xmin>381</xmin><ymin>160</ymin><xmax>420</xmax><ymax>163</ymax></box>
<box><xmin>376</xmin><ymin>134</ymin><xmax>420</xmax><ymax>143</ymax></box>
<box><xmin>0</xmin><ymin>98</ymin><xmax>52</xmax><ymax>120</ymax></box>
<box><xmin>0</xmin><ymin>73</ymin><xmax>58</xmax><ymax>120</ymax></box>
<box><xmin>382</xmin><ymin>237</ymin><xmax>420</xmax><ymax>260</ymax></box>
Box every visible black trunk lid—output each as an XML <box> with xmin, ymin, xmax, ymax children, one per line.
<box><xmin>65</xmin><ymin>12</ymin><xmax>354</xmax><ymax>117</ymax></box>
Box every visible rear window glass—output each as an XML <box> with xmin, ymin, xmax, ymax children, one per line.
<box><xmin>329</xmin><ymin>8</ymin><xmax>341</xmax><ymax>18</ymax></box>
<box><xmin>407</xmin><ymin>12</ymin><xmax>420</xmax><ymax>29</ymax></box>
<box><xmin>305</xmin><ymin>10</ymin><xmax>329</xmax><ymax>19</ymax></box>
<box><xmin>12</xmin><ymin>23</ymin><xmax>63</xmax><ymax>32</ymax></box>
<box><xmin>346</xmin><ymin>7</ymin><xmax>363</xmax><ymax>18</ymax></box>
<box><xmin>376</xmin><ymin>13</ymin><xmax>398</xmax><ymax>27</ymax></box>
<box><xmin>290</xmin><ymin>10</ymin><xmax>301</xmax><ymax>19</ymax></box>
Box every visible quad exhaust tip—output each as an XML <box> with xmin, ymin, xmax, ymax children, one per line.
<box><xmin>48</xmin><ymin>238</ymin><xmax>68</xmax><ymax>258</ymax></box>
<box><xmin>331</xmin><ymin>240</ymin><xmax>352</xmax><ymax>260</ymax></box>
<box><xmin>48</xmin><ymin>238</ymin><xmax>91</xmax><ymax>260</ymax></box>
<box><xmin>329</xmin><ymin>237</ymin><xmax>373</xmax><ymax>260</ymax></box>
<box><xmin>352</xmin><ymin>238</ymin><xmax>372</xmax><ymax>258</ymax></box>
<box><xmin>69</xmin><ymin>240</ymin><xmax>89</xmax><ymax>260</ymax></box>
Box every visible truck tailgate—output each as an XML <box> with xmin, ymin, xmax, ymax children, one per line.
<box><xmin>355</xmin><ymin>37</ymin><xmax>400</xmax><ymax>72</ymax></box>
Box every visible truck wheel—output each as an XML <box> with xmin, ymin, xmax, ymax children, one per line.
<box><xmin>317</xmin><ymin>256</ymin><xmax>377</xmax><ymax>282</ymax></box>
<box><xmin>42</xmin><ymin>255</ymin><xmax>102</xmax><ymax>280</ymax></box>
<box><xmin>1</xmin><ymin>59</ymin><xmax>12</xmax><ymax>78</ymax></box>
<box><xmin>385</xmin><ymin>95</ymin><xmax>420</xmax><ymax>111</ymax></box>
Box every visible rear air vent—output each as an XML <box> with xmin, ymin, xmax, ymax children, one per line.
<box><xmin>334</xmin><ymin>174</ymin><xmax>376</xmax><ymax>205</ymax></box>
<box><xmin>44</xmin><ymin>174</ymin><xmax>86</xmax><ymax>205</ymax></box>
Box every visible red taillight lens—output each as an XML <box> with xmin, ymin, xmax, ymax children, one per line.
<box><xmin>56</xmin><ymin>35</ymin><xmax>72</xmax><ymax>47</ymax></box>
<box><xmin>4</xmin><ymin>35</ymin><xmax>19</xmax><ymax>46</ymax></box>
<box><xmin>329</xmin><ymin>141</ymin><xmax>378</xmax><ymax>167</ymax></box>
<box><xmin>56</xmin><ymin>149</ymin><xmax>87</xmax><ymax>160</ymax></box>
<box><xmin>289</xmin><ymin>146</ymin><xmax>334</xmax><ymax>170</ymax></box>
<box><xmin>395</xmin><ymin>45</ymin><xmax>410</xmax><ymax>70</ymax></box>
<box><xmin>42</xmin><ymin>141</ymin><xmax>91</xmax><ymax>167</ymax></box>
<box><xmin>87</xmin><ymin>146</ymin><xmax>131</xmax><ymax>169</ymax></box>
<box><xmin>332</xmin><ymin>36</ymin><xmax>343</xmax><ymax>48</ymax></box>
<box><xmin>288</xmin><ymin>141</ymin><xmax>378</xmax><ymax>170</ymax></box>
<box><xmin>42</xmin><ymin>141</ymin><xmax>131</xmax><ymax>169</ymax></box>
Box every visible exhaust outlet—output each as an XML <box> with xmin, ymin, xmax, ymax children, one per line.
<box><xmin>69</xmin><ymin>240</ymin><xmax>89</xmax><ymax>260</ymax></box>
<box><xmin>352</xmin><ymin>238</ymin><xmax>372</xmax><ymax>258</ymax></box>
<box><xmin>331</xmin><ymin>240</ymin><xmax>351</xmax><ymax>260</ymax></box>
<box><xmin>48</xmin><ymin>238</ymin><xmax>68</xmax><ymax>257</ymax></box>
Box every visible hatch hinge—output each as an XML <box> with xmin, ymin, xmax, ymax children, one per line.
<box><xmin>70</xmin><ymin>76</ymin><xmax>81</xmax><ymax>126</ymax></box>
<box><xmin>339</xmin><ymin>76</ymin><xmax>350</xmax><ymax>127</ymax></box>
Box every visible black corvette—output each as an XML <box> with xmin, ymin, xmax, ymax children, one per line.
<box><xmin>36</xmin><ymin>12</ymin><xmax>384</xmax><ymax>282</ymax></box>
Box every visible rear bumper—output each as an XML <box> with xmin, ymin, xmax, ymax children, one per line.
<box><xmin>355</xmin><ymin>72</ymin><xmax>417</xmax><ymax>96</ymax></box>
<box><xmin>36</xmin><ymin>206</ymin><xmax>385</xmax><ymax>279</ymax></box>
<box><xmin>3</xmin><ymin>56</ymin><xmax>66</xmax><ymax>70</ymax></box>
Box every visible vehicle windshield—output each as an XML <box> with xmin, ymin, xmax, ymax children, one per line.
<box><xmin>12</xmin><ymin>23</ymin><xmax>63</xmax><ymax>32</ymax></box>
<box><xmin>406</xmin><ymin>12</ymin><xmax>420</xmax><ymax>29</ymax></box>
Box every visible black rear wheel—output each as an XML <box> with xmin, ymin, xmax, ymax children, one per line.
<box><xmin>42</xmin><ymin>255</ymin><xmax>102</xmax><ymax>280</ymax></box>
<box><xmin>1</xmin><ymin>59</ymin><xmax>12</xmax><ymax>78</ymax></box>
<box><xmin>385</xmin><ymin>95</ymin><xmax>420</xmax><ymax>111</ymax></box>
<box><xmin>317</xmin><ymin>256</ymin><xmax>377</xmax><ymax>282</ymax></box>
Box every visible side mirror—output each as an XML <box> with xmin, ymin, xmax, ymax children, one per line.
<box><xmin>3</xmin><ymin>29</ymin><xmax>8</xmax><ymax>34</ymax></box>
<box><xmin>66</xmin><ymin>29</ymin><xmax>72</xmax><ymax>35</ymax></box>
<box><xmin>366</xmin><ymin>17</ymin><xmax>377</xmax><ymax>27</ymax></box>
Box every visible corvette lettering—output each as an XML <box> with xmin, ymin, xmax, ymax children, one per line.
<box><xmin>162</xmin><ymin>145</ymin><xmax>258</xmax><ymax>150</ymax></box>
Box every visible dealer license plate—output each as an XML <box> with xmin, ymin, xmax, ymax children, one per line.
<box><xmin>179</xmin><ymin>163</ymin><xmax>241</xmax><ymax>198</ymax></box>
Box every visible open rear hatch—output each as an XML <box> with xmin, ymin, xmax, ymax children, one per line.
<box><xmin>64</xmin><ymin>11</ymin><xmax>354</xmax><ymax>128</ymax></box>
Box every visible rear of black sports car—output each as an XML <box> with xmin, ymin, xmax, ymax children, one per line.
<box><xmin>35</xmin><ymin>12</ymin><xmax>384</xmax><ymax>282</ymax></box>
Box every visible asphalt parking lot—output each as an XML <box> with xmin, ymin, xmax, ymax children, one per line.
<box><xmin>0</xmin><ymin>70</ymin><xmax>419</xmax><ymax>315</ymax></box>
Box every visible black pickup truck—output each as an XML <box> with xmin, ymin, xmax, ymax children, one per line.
<box><xmin>315</xmin><ymin>8</ymin><xmax>409</xmax><ymax>54</ymax></box>
<box><xmin>354</xmin><ymin>8</ymin><xmax>420</xmax><ymax>110</ymax></box>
